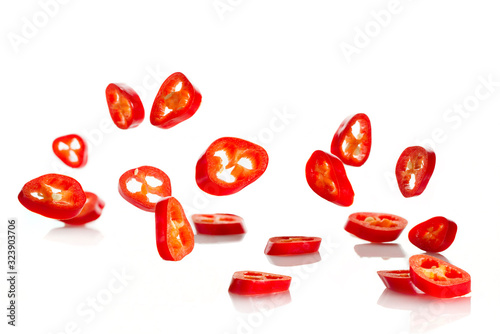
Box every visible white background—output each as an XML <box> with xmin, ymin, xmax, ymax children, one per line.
<box><xmin>2</xmin><ymin>0</ymin><xmax>500</xmax><ymax>333</ymax></box>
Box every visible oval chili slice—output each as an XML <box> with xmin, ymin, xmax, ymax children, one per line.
<box><xmin>409</xmin><ymin>254</ymin><xmax>471</xmax><ymax>298</ymax></box>
<box><xmin>155</xmin><ymin>197</ymin><xmax>194</xmax><ymax>261</ymax></box>
<box><xmin>345</xmin><ymin>212</ymin><xmax>408</xmax><ymax>243</ymax></box>
<box><xmin>192</xmin><ymin>213</ymin><xmax>245</xmax><ymax>235</ymax></box>
<box><xmin>395</xmin><ymin>146</ymin><xmax>436</xmax><ymax>198</ymax></box>
<box><xmin>196</xmin><ymin>137</ymin><xmax>269</xmax><ymax>196</ymax></box>
<box><xmin>330</xmin><ymin>113</ymin><xmax>372</xmax><ymax>167</ymax></box>
<box><xmin>409</xmin><ymin>216</ymin><xmax>457</xmax><ymax>253</ymax></box>
<box><xmin>118</xmin><ymin>166</ymin><xmax>172</xmax><ymax>212</ymax></box>
<box><xmin>18</xmin><ymin>174</ymin><xmax>86</xmax><ymax>220</ymax></box>
<box><xmin>52</xmin><ymin>134</ymin><xmax>88</xmax><ymax>168</ymax></box>
<box><xmin>305</xmin><ymin>150</ymin><xmax>354</xmax><ymax>206</ymax></box>
<box><xmin>60</xmin><ymin>192</ymin><xmax>105</xmax><ymax>225</ymax></box>
<box><xmin>377</xmin><ymin>270</ymin><xmax>422</xmax><ymax>295</ymax></box>
<box><xmin>150</xmin><ymin>72</ymin><xmax>202</xmax><ymax>129</ymax></box>
<box><xmin>264</xmin><ymin>236</ymin><xmax>322</xmax><ymax>256</ymax></box>
<box><xmin>105</xmin><ymin>83</ymin><xmax>145</xmax><ymax>130</ymax></box>
<box><xmin>228</xmin><ymin>271</ymin><xmax>292</xmax><ymax>295</ymax></box>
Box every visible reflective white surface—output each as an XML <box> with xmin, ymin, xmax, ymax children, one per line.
<box><xmin>2</xmin><ymin>1</ymin><xmax>500</xmax><ymax>333</ymax></box>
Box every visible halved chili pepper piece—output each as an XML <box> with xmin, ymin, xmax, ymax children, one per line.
<box><xmin>196</xmin><ymin>137</ymin><xmax>269</xmax><ymax>196</ymax></box>
<box><xmin>377</xmin><ymin>270</ymin><xmax>422</xmax><ymax>295</ymax></box>
<box><xmin>52</xmin><ymin>134</ymin><xmax>88</xmax><ymax>168</ymax></box>
<box><xmin>150</xmin><ymin>72</ymin><xmax>202</xmax><ymax>129</ymax></box>
<box><xmin>264</xmin><ymin>236</ymin><xmax>322</xmax><ymax>256</ymax></box>
<box><xmin>409</xmin><ymin>217</ymin><xmax>457</xmax><ymax>253</ymax></box>
<box><xmin>191</xmin><ymin>213</ymin><xmax>246</xmax><ymax>235</ymax></box>
<box><xmin>330</xmin><ymin>113</ymin><xmax>372</xmax><ymax>167</ymax></box>
<box><xmin>395</xmin><ymin>146</ymin><xmax>436</xmax><ymax>198</ymax></box>
<box><xmin>18</xmin><ymin>174</ymin><xmax>86</xmax><ymax>220</ymax></box>
<box><xmin>118</xmin><ymin>166</ymin><xmax>172</xmax><ymax>212</ymax></box>
<box><xmin>345</xmin><ymin>212</ymin><xmax>408</xmax><ymax>243</ymax></box>
<box><xmin>105</xmin><ymin>83</ymin><xmax>145</xmax><ymax>130</ymax></box>
<box><xmin>228</xmin><ymin>271</ymin><xmax>292</xmax><ymax>295</ymax></box>
<box><xmin>60</xmin><ymin>192</ymin><xmax>105</xmax><ymax>225</ymax></box>
<box><xmin>409</xmin><ymin>254</ymin><xmax>471</xmax><ymax>298</ymax></box>
<box><xmin>155</xmin><ymin>197</ymin><xmax>194</xmax><ymax>261</ymax></box>
<box><xmin>305</xmin><ymin>150</ymin><xmax>354</xmax><ymax>206</ymax></box>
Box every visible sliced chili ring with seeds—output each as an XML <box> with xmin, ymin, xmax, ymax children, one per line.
<box><xmin>330</xmin><ymin>113</ymin><xmax>372</xmax><ymax>167</ymax></box>
<box><xmin>377</xmin><ymin>270</ymin><xmax>422</xmax><ymax>295</ymax></box>
<box><xmin>191</xmin><ymin>213</ymin><xmax>245</xmax><ymax>235</ymax></box>
<box><xmin>155</xmin><ymin>197</ymin><xmax>194</xmax><ymax>261</ymax></box>
<box><xmin>150</xmin><ymin>72</ymin><xmax>202</xmax><ymax>129</ymax></box>
<box><xmin>409</xmin><ymin>254</ymin><xmax>471</xmax><ymax>298</ymax></box>
<box><xmin>345</xmin><ymin>212</ymin><xmax>408</xmax><ymax>243</ymax></box>
<box><xmin>118</xmin><ymin>166</ymin><xmax>172</xmax><ymax>212</ymax></box>
<box><xmin>196</xmin><ymin>137</ymin><xmax>269</xmax><ymax>196</ymax></box>
<box><xmin>408</xmin><ymin>216</ymin><xmax>457</xmax><ymax>252</ymax></box>
<box><xmin>52</xmin><ymin>134</ymin><xmax>88</xmax><ymax>168</ymax></box>
<box><xmin>264</xmin><ymin>236</ymin><xmax>322</xmax><ymax>256</ymax></box>
<box><xmin>105</xmin><ymin>83</ymin><xmax>145</xmax><ymax>130</ymax></box>
<box><xmin>18</xmin><ymin>174</ymin><xmax>86</xmax><ymax>220</ymax></box>
<box><xmin>228</xmin><ymin>271</ymin><xmax>292</xmax><ymax>295</ymax></box>
<box><xmin>395</xmin><ymin>146</ymin><xmax>436</xmax><ymax>198</ymax></box>
<box><xmin>305</xmin><ymin>150</ymin><xmax>354</xmax><ymax>206</ymax></box>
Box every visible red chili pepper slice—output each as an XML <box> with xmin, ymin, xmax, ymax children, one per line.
<box><xmin>118</xmin><ymin>166</ymin><xmax>172</xmax><ymax>212</ymax></box>
<box><xmin>191</xmin><ymin>213</ymin><xmax>245</xmax><ymax>235</ymax></box>
<box><xmin>18</xmin><ymin>174</ymin><xmax>86</xmax><ymax>220</ymax></box>
<box><xmin>377</xmin><ymin>270</ymin><xmax>422</xmax><ymax>295</ymax></box>
<box><xmin>330</xmin><ymin>113</ymin><xmax>372</xmax><ymax>167</ymax></box>
<box><xmin>150</xmin><ymin>72</ymin><xmax>202</xmax><ymax>129</ymax></box>
<box><xmin>52</xmin><ymin>134</ymin><xmax>88</xmax><ymax>168</ymax></box>
<box><xmin>409</xmin><ymin>254</ymin><xmax>471</xmax><ymax>298</ymax></box>
<box><xmin>395</xmin><ymin>146</ymin><xmax>436</xmax><ymax>198</ymax></box>
<box><xmin>105</xmin><ymin>83</ymin><xmax>145</xmax><ymax>130</ymax></box>
<box><xmin>264</xmin><ymin>236</ymin><xmax>322</xmax><ymax>256</ymax></box>
<box><xmin>228</xmin><ymin>271</ymin><xmax>292</xmax><ymax>295</ymax></box>
<box><xmin>305</xmin><ymin>150</ymin><xmax>354</xmax><ymax>206</ymax></box>
<box><xmin>196</xmin><ymin>137</ymin><xmax>269</xmax><ymax>196</ymax></box>
<box><xmin>60</xmin><ymin>192</ymin><xmax>105</xmax><ymax>225</ymax></box>
<box><xmin>344</xmin><ymin>212</ymin><xmax>408</xmax><ymax>243</ymax></box>
<box><xmin>409</xmin><ymin>217</ymin><xmax>457</xmax><ymax>253</ymax></box>
<box><xmin>155</xmin><ymin>197</ymin><xmax>194</xmax><ymax>261</ymax></box>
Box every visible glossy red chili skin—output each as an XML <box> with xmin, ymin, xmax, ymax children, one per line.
<box><xmin>228</xmin><ymin>271</ymin><xmax>292</xmax><ymax>295</ymax></box>
<box><xmin>60</xmin><ymin>192</ymin><xmax>105</xmax><ymax>225</ymax></box>
<box><xmin>409</xmin><ymin>217</ymin><xmax>457</xmax><ymax>253</ymax></box>
<box><xmin>150</xmin><ymin>72</ymin><xmax>202</xmax><ymax>129</ymax></box>
<box><xmin>52</xmin><ymin>134</ymin><xmax>88</xmax><ymax>168</ymax></box>
<box><xmin>305</xmin><ymin>150</ymin><xmax>354</xmax><ymax>206</ymax></box>
<box><xmin>264</xmin><ymin>236</ymin><xmax>322</xmax><ymax>256</ymax></box>
<box><xmin>196</xmin><ymin>137</ymin><xmax>269</xmax><ymax>196</ymax></box>
<box><xmin>192</xmin><ymin>213</ymin><xmax>246</xmax><ymax>235</ymax></box>
<box><xmin>345</xmin><ymin>212</ymin><xmax>408</xmax><ymax>243</ymax></box>
<box><xmin>18</xmin><ymin>174</ymin><xmax>86</xmax><ymax>220</ymax></box>
<box><xmin>395</xmin><ymin>146</ymin><xmax>436</xmax><ymax>198</ymax></box>
<box><xmin>105</xmin><ymin>83</ymin><xmax>145</xmax><ymax>130</ymax></box>
<box><xmin>330</xmin><ymin>113</ymin><xmax>372</xmax><ymax>167</ymax></box>
<box><xmin>118</xmin><ymin>166</ymin><xmax>172</xmax><ymax>212</ymax></box>
<box><xmin>409</xmin><ymin>254</ymin><xmax>471</xmax><ymax>298</ymax></box>
<box><xmin>377</xmin><ymin>270</ymin><xmax>422</xmax><ymax>295</ymax></box>
<box><xmin>155</xmin><ymin>197</ymin><xmax>194</xmax><ymax>261</ymax></box>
